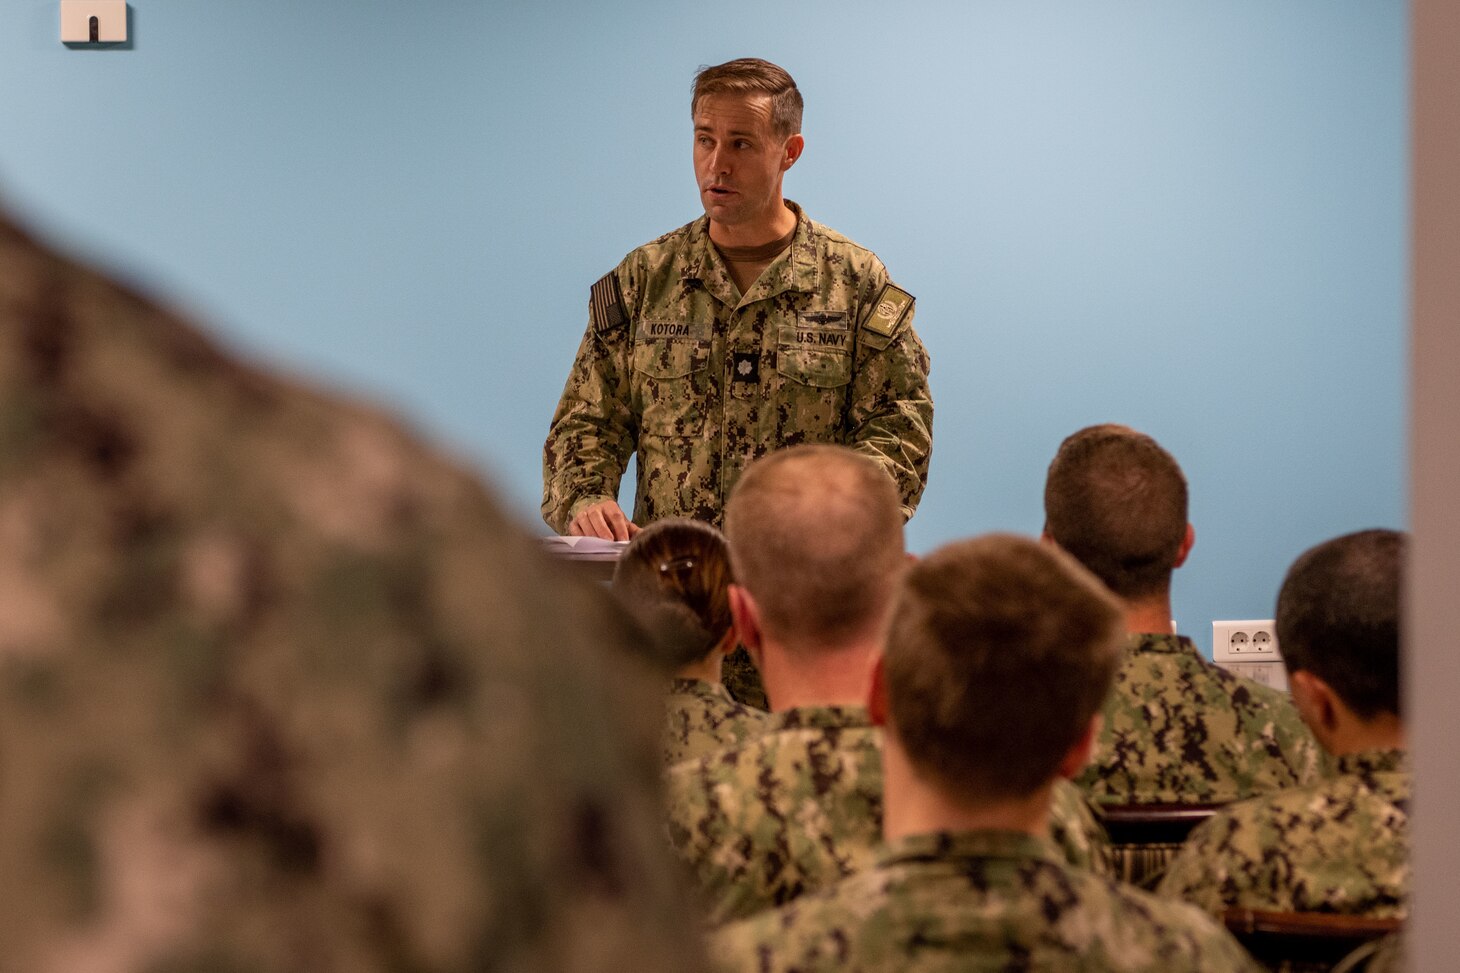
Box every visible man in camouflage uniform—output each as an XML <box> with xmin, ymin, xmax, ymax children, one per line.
<box><xmin>711</xmin><ymin>535</ymin><xmax>1260</xmax><ymax>972</ymax></box>
<box><xmin>664</xmin><ymin>448</ymin><xmax>1109</xmax><ymax>926</ymax></box>
<box><xmin>1043</xmin><ymin>425</ymin><xmax>1322</xmax><ymax>804</ymax></box>
<box><xmin>1160</xmin><ymin>530</ymin><xmax>1409</xmax><ymax>918</ymax></box>
<box><xmin>542</xmin><ymin>58</ymin><xmax>933</xmax><ymax>540</ymax></box>
<box><xmin>0</xmin><ymin>206</ymin><xmax>706</xmax><ymax>972</ymax></box>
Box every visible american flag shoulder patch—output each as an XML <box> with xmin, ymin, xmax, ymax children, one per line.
<box><xmin>589</xmin><ymin>271</ymin><xmax>628</xmax><ymax>333</ymax></box>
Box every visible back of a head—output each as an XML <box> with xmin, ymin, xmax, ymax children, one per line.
<box><xmin>883</xmin><ymin>534</ymin><xmax>1125</xmax><ymax>802</ymax></box>
<box><xmin>1043</xmin><ymin>423</ymin><xmax>1189</xmax><ymax>600</ymax></box>
<box><xmin>0</xmin><ymin>210</ymin><xmax>704</xmax><ymax>972</ymax></box>
<box><xmin>724</xmin><ymin>445</ymin><xmax>904</xmax><ymax>648</ymax></box>
<box><xmin>1277</xmin><ymin>528</ymin><xmax>1405</xmax><ymax>720</ymax></box>
<box><xmin>612</xmin><ymin>518</ymin><xmax>733</xmax><ymax>671</ymax></box>
<box><xmin>691</xmin><ymin>57</ymin><xmax>803</xmax><ymax>137</ymax></box>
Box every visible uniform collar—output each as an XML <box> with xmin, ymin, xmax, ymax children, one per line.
<box><xmin>681</xmin><ymin>200</ymin><xmax>819</xmax><ymax>309</ymax></box>
<box><xmin>879</xmin><ymin>829</ymin><xmax>1064</xmax><ymax>869</ymax></box>
<box><xmin>1127</xmin><ymin>631</ymin><xmax>1201</xmax><ymax>656</ymax></box>
<box><xmin>668</xmin><ymin>677</ymin><xmax>733</xmax><ymax>702</ymax></box>
<box><xmin>768</xmin><ymin>704</ymin><xmax>874</xmax><ymax>733</ymax></box>
<box><xmin>1336</xmin><ymin>748</ymin><xmax>1408</xmax><ymax>777</ymax></box>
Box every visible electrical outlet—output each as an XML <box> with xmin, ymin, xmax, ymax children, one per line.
<box><xmin>1212</xmin><ymin>620</ymin><xmax>1281</xmax><ymax>661</ymax></box>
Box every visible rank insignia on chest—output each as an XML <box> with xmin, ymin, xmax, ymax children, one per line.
<box><xmin>731</xmin><ymin>352</ymin><xmax>760</xmax><ymax>384</ymax></box>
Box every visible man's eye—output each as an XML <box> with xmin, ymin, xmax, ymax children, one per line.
<box><xmin>735</xmin><ymin>140</ymin><xmax>751</xmax><ymax>149</ymax></box>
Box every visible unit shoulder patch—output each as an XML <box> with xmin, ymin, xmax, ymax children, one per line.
<box><xmin>862</xmin><ymin>284</ymin><xmax>914</xmax><ymax>338</ymax></box>
<box><xmin>589</xmin><ymin>271</ymin><xmax>629</xmax><ymax>333</ymax></box>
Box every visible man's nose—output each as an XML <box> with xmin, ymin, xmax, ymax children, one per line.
<box><xmin>709</xmin><ymin>145</ymin><xmax>730</xmax><ymax>174</ymax></box>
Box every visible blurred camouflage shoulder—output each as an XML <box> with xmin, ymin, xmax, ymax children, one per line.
<box><xmin>663</xmin><ymin>678</ymin><xmax>770</xmax><ymax>765</ymax></box>
<box><xmin>710</xmin><ymin>830</ymin><xmax>1257</xmax><ymax>973</ymax></box>
<box><xmin>719</xmin><ymin>644</ymin><xmax>768</xmax><ymax>711</ymax></box>
<box><xmin>0</xmin><ymin>212</ymin><xmax>707</xmax><ymax>973</ymax></box>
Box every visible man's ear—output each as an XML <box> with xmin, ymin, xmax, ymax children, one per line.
<box><xmin>1054</xmin><ymin>714</ymin><xmax>1102</xmax><ymax>781</ymax></box>
<box><xmin>1173</xmin><ymin>523</ymin><xmax>1196</xmax><ymax>569</ymax></box>
<box><xmin>729</xmin><ymin>584</ymin><xmax>764</xmax><ymax>667</ymax></box>
<box><xmin>782</xmin><ymin>133</ymin><xmax>805</xmax><ymax>171</ymax></box>
<box><xmin>868</xmin><ymin>656</ymin><xmax>889</xmax><ymax>727</ymax></box>
<box><xmin>1289</xmin><ymin>669</ymin><xmax>1341</xmax><ymax>739</ymax></box>
<box><xmin>1039</xmin><ymin>526</ymin><xmax>1057</xmax><ymax>548</ymax></box>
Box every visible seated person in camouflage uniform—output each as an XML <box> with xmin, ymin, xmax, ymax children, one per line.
<box><xmin>611</xmin><ymin>518</ymin><xmax>770</xmax><ymax>764</ymax></box>
<box><xmin>711</xmin><ymin>534</ymin><xmax>1261</xmax><ymax>973</ymax></box>
<box><xmin>0</xmin><ymin>204</ymin><xmax>707</xmax><ymax>973</ymax></box>
<box><xmin>1160</xmin><ymin>530</ymin><xmax>1409</xmax><ymax>919</ymax></box>
<box><xmin>1044</xmin><ymin>424</ymin><xmax>1322</xmax><ymax>804</ymax></box>
<box><xmin>665</xmin><ymin>447</ymin><xmax>1110</xmax><ymax>926</ymax></box>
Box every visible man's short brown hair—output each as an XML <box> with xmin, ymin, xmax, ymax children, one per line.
<box><xmin>692</xmin><ymin>58</ymin><xmax>803</xmax><ymax>138</ymax></box>
<box><xmin>1277</xmin><ymin>529</ymin><xmax>1404</xmax><ymax>720</ymax></box>
<box><xmin>724</xmin><ymin>445</ymin><xmax>903</xmax><ymax>647</ymax></box>
<box><xmin>1043</xmin><ymin>424</ymin><xmax>1189</xmax><ymax>600</ymax></box>
<box><xmin>884</xmin><ymin>534</ymin><xmax>1124</xmax><ymax>802</ymax></box>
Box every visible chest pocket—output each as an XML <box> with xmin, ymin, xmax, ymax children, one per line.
<box><xmin>776</xmin><ymin>323</ymin><xmax>852</xmax><ymax>389</ymax></box>
<box><xmin>632</xmin><ymin>329</ymin><xmax>709</xmax><ymax>437</ymax></box>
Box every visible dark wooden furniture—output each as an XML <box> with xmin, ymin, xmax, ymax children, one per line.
<box><xmin>1097</xmin><ymin>802</ymin><xmax>1223</xmax><ymax>889</ymax></box>
<box><xmin>1223</xmin><ymin>909</ymin><xmax>1403</xmax><ymax>972</ymax></box>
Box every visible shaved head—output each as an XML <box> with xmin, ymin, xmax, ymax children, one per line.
<box><xmin>725</xmin><ymin>446</ymin><xmax>904</xmax><ymax>647</ymax></box>
<box><xmin>1043</xmin><ymin>424</ymin><xmax>1189</xmax><ymax>600</ymax></box>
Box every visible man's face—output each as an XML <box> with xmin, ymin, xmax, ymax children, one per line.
<box><xmin>693</xmin><ymin>92</ymin><xmax>799</xmax><ymax>232</ymax></box>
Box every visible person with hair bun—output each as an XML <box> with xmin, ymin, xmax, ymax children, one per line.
<box><xmin>613</xmin><ymin>518</ymin><xmax>770</xmax><ymax>764</ymax></box>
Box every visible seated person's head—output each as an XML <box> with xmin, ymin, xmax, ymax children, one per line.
<box><xmin>1277</xmin><ymin>529</ymin><xmax>1405</xmax><ymax>750</ymax></box>
<box><xmin>611</xmin><ymin>518</ymin><xmax>734</xmax><ymax>676</ymax></box>
<box><xmin>1043</xmin><ymin>424</ymin><xmax>1192</xmax><ymax>603</ymax></box>
<box><xmin>724</xmin><ymin>445</ymin><xmax>904</xmax><ymax>649</ymax></box>
<box><xmin>879</xmin><ymin>534</ymin><xmax>1125</xmax><ymax>803</ymax></box>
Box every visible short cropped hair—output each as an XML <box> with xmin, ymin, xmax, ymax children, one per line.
<box><xmin>725</xmin><ymin>446</ymin><xmax>904</xmax><ymax>647</ymax></box>
<box><xmin>1043</xmin><ymin>424</ymin><xmax>1189</xmax><ymax>600</ymax></box>
<box><xmin>612</xmin><ymin>518</ymin><xmax>733</xmax><ymax>670</ymax></box>
<box><xmin>692</xmin><ymin>58</ymin><xmax>803</xmax><ymax>138</ymax></box>
<box><xmin>1276</xmin><ymin>529</ymin><xmax>1404</xmax><ymax>720</ymax></box>
<box><xmin>884</xmin><ymin>534</ymin><xmax>1125</xmax><ymax>802</ymax></box>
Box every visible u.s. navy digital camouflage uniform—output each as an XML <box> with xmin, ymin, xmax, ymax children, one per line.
<box><xmin>709</xmin><ymin>830</ymin><xmax>1261</xmax><ymax>973</ymax></box>
<box><xmin>664</xmin><ymin>677</ymin><xmax>771</xmax><ymax>765</ymax></box>
<box><xmin>542</xmin><ymin>202</ymin><xmax>933</xmax><ymax>532</ymax></box>
<box><xmin>1158</xmin><ymin>749</ymin><xmax>1410</xmax><ymax>918</ymax></box>
<box><xmin>1077</xmin><ymin>633</ymin><xmax>1324</xmax><ymax>804</ymax></box>
<box><xmin>721</xmin><ymin>643</ymin><xmax>769</xmax><ymax>711</ymax></box>
<box><xmin>664</xmin><ymin>706</ymin><xmax>1112</xmax><ymax>925</ymax></box>
<box><xmin>0</xmin><ymin>209</ymin><xmax>706</xmax><ymax>973</ymax></box>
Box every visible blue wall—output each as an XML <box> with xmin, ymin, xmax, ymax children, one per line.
<box><xmin>0</xmin><ymin>1</ymin><xmax>1405</xmax><ymax>655</ymax></box>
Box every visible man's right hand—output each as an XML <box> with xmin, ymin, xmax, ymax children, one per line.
<box><xmin>567</xmin><ymin>499</ymin><xmax>641</xmax><ymax>541</ymax></box>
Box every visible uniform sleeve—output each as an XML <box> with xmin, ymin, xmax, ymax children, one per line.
<box><xmin>1156</xmin><ymin>814</ymin><xmax>1242</xmax><ymax>916</ymax></box>
<box><xmin>847</xmin><ymin>285</ymin><xmax>933</xmax><ymax>521</ymax></box>
<box><xmin>1050</xmin><ymin>780</ymin><xmax>1115</xmax><ymax>876</ymax></box>
<box><xmin>541</xmin><ymin>270</ymin><xmax>638</xmax><ymax>533</ymax></box>
<box><xmin>663</xmin><ymin>755</ymin><xmax>755</xmax><ymax>924</ymax></box>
